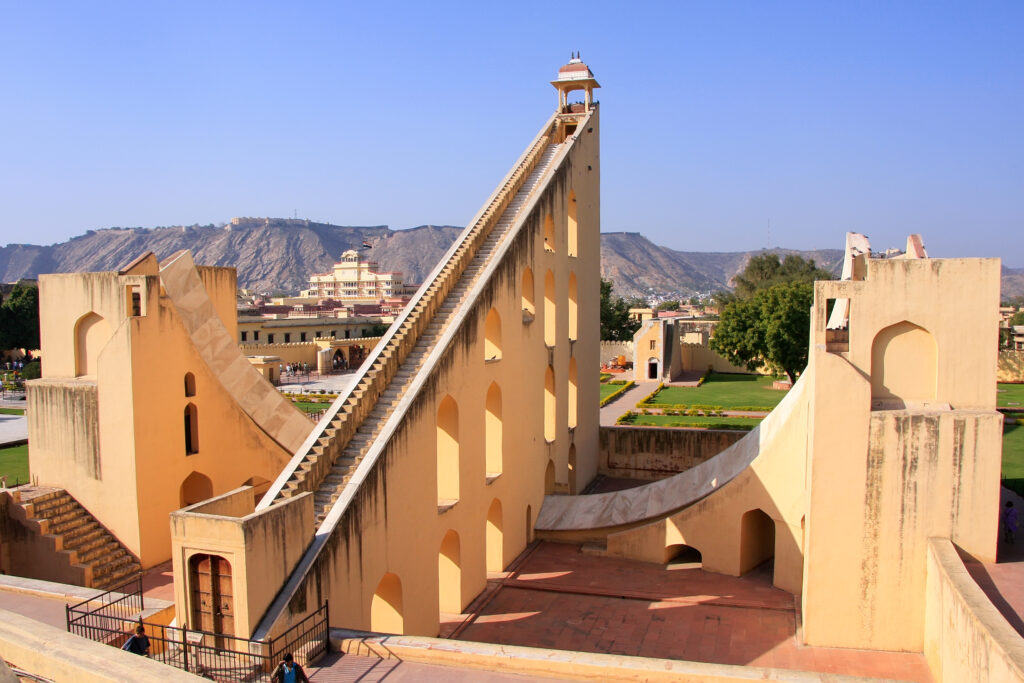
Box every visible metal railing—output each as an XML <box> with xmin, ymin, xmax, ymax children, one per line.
<box><xmin>67</xmin><ymin>575</ymin><xmax>328</xmax><ymax>681</ymax></box>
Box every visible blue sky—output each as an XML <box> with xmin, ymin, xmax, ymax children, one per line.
<box><xmin>1</xmin><ymin>2</ymin><xmax>1021</xmax><ymax>265</ymax></box>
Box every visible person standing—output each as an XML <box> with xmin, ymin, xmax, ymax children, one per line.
<box><xmin>1003</xmin><ymin>501</ymin><xmax>1018</xmax><ymax>544</ymax></box>
<box><xmin>271</xmin><ymin>653</ymin><xmax>309</xmax><ymax>683</ymax></box>
<box><xmin>121</xmin><ymin>625</ymin><xmax>150</xmax><ymax>656</ymax></box>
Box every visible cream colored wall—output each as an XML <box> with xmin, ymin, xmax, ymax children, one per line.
<box><xmin>239</xmin><ymin>342</ymin><xmax>319</xmax><ymax>366</ymax></box>
<box><xmin>30</xmin><ymin>272</ymin><xmax>146</xmax><ymax>556</ymax></box>
<box><xmin>238</xmin><ymin>318</ymin><xmax>377</xmax><ymax>344</ymax></box>
<box><xmin>633</xmin><ymin>321</ymin><xmax>662</xmax><ymax>382</ymax></box>
<box><xmin>801</xmin><ymin>257</ymin><xmax>1003</xmax><ymax>652</ymax></box>
<box><xmin>924</xmin><ymin>538</ymin><xmax>1024</xmax><ymax>682</ymax></box>
<box><xmin>0</xmin><ymin>608</ymin><xmax>203</xmax><ymax>682</ymax></box>
<box><xmin>679</xmin><ymin>343</ymin><xmax>760</xmax><ymax>375</ymax></box>
<box><xmin>28</xmin><ymin>264</ymin><xmax>296</xmax><ymax>568</ymax></box>
<box><xmin>262</xmin><ymin>109</ymin><xmax>602</xmax><ymax>639</ymax></box>
<box><xmin>604</xmin><ymin>369</ymin><xmax>812</xmax><ymax>595</ymax></box>
<box><xmin>170</xmin><ymin>488</ymin><xmax>312</xmax><ymax>637</ymax></box>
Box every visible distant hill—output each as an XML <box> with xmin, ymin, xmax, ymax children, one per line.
<box><xmin>600</xmin><ymin>232</ymin><xmax>845</xmax><ymax>300</ymax></box>
<box><xmin>2</xmin><ymin>219</ymin><xmax>1021</xmax><ymax>300</ymax></box>
<box><xmin>0</xmin><ymin>219</ymin><xmax>462</xmax><ymax>293</ymax></box>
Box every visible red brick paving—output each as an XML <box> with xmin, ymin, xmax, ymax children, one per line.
<box><xmin>454</xmin><ymin>542</ymin><xmax>933</xmax><ymax>682</ymax></box>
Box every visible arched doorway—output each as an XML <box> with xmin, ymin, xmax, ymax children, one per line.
<box><xmin>740</xmin><ymin>509</ymin><xmax>776</xmax><ymax>575</ymax></box>
<box><xmin>484</xmin><ymin>308</ymin><xmax>502</xmax><ymax>361</ymax></box>
<box><xmin>664</xmin><ymin>544</ymin><xmax>702</xmax><ymax>567</ymax></box>
<box><xmin>189</xmin><ymin>554</ymin><xmax>234</xmax><ymax>645</ymax></box>
<box><xmin>544</xmin><ymin>459</ymin><xmax>556</xmax><ymax>495</ymax></box>
<box><xmin>647</xmin><ymin>357</ymin><xmax>659</xmax><ymax>380</ymax></box>
<box><xmin>544</xmin><ymin>366</ymin><xmax>555</xmax><ymax>443</ymax></box>
<box><xmin>486</xmin><ymin>499</ymin><xmax>503</xmax><ymax>572</ymax></box>
<box><xmin>521</xmin><ymin>267</ymin><xmax>535</xmax><ymax>318</ymax></box>
<box><xmin>567</xmin><ymin>444</ymin><xmax>577</xmax><ymax>495</ymax></box>
<box><xmin>371</xmin><ymin>573</ymin><xmax>403</xmax><ymax>634</ymax></box>
<box><xmin>436</xmin><ymin>395</ymin><xmax>460</xmax><ymax>505</ymax></box>
<box><xmin>870</xmin><ymin>321</ymin><xmax>937</xmax><ymax>408</ymax></box>
<box><xmin>485</xmin><ymin>383</ymin><xmax>502</xmax><ymax>478</ymax></box>
<box><xmin>180</xmin><ymin>472</ymin><xmax>213</xmax><ymax>507</ymax></box>
<box><xmin>525</xmin><ymin>505</ymin><xmax>533</xmax><ymax>544</ymax></box>
<box><xmin>438</xmin><ymin>530</ymin><xmax>462</xmax><ymax>614</ymax></box>
<box><xmin>74</xmin><ymin>312</ymin><xmax>110</xmax><ymax>377</ymax></box>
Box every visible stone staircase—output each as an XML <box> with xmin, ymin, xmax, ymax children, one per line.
<box><xmin>8</xmin><ymin>487</ymin><xmax>142</xmax><ymax>590</ymax></box>
<box><xmin>272</xmin><ymin>143</ymin><xmax>562</xmax><ymax>529</ymax></box>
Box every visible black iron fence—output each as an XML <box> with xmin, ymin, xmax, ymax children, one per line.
<box><xmin>67</xmin><ymin>576</ymin><xmax>329</xmax><ymax>681</ymax></box>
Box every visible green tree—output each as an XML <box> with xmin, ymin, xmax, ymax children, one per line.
<box><xmin>711</xmin><ymin>281</ymin><xmax>814</xmax><ymax>383</ymax></box>
<box><xmin>0</xmin><ymin>285</ymin><xmax>39</xmax><ymax>352</ymax></box>
<box><xmin>732</xmin><ymin>253</ymin><xmax>833</xmax><ymax>298</ymax></box>
<box><xmin>600</xmin><ymin>279</ymin><xmax>642</xmax><ymax>341</ymax></box>
<box><xmin>1010</xmin><ymin>311</ymin><xmax>1024</xmax><ymax>327</ymax></box>
<box><xmin>656</xmin><ymin>300</ymin><xmax>680</xmax><ymax>311</ymax></box>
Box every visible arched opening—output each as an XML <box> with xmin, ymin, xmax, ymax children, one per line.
<box><xmin>544</xmin><ymin>459</ymin><xmax>556</xmax><ymax>495</ymax></box>
<box><xmin>870</xmin><ymin>321</ymin><xmax>937</xmax><ymax>408</ymax></box>
<box><xmin>180</xmin><ymin>471</ymin><xmax>213</xmax><ymax>507</ymax></box>
<box><xmin>664</xmin><ymin>544</ymin><xmax>703</xmax><ymax>567</ymax></box>
<box><xmin>567</xmin><ymin>190</ymin><xmax>578</xmax><ymax>257</ymax></box>
<box><xmin>484</xmin><ymin>308</ymin><xmax>502</xmax><ymax>361</ymax></box>
<box><xmin>438</xmin><ymin>530</ymin><xmax>462</xmax><ymax>614</ymax></box>
<box><xmin>568</xmin><ymin>444</ymin><xmax>578</xmax><ymax>494</ymax></box>
<box><xmin>740</xmin><ymin>509</ymin><xmax>776</xmax><ymax>575</ymax></box>
<box><xmin>184</xmin><ymin>403</ymin><xmax>199</xmax><ymax>455</ymax></box>
<box><xmin>485</xmin><ymin>382</ymin><xmax>502</xmax><ymax>478</ymax></box>
<box><xmin>371</xmin><ymin>573</ymin><xmax>404</xmax><ymax>634</ymax></box>
<box><xmin>521</xmin><ymin>267</ymin><xmax>535</xmax><ymax>319</ymax></box>
<box><xmin>74</xmin><ymin>312</ymin><xmax>110</xmax><ymax>377</ymax></box>
<box><xmin>525</xmin><ymin>505</ymin><xmax>533</xmax><ymax>544</ymax></box>
<box><xmin>568</xmin><ymin>272</ymin><xmax>578</xmax><ymax>341</ymax></box>
<box><xmin>647</xmin><ymin>357</ymin><xmax>659</xmax><ymax>380</ymax></box>
<box><xmin>189</xmin><ymin>554</ymin><xmax>234</xmax><ymax>644</ymax></box>
<box><xmin>544</xmin><ymin>366</ymin><xmax>556</xmax><ymax>443</ymax></box>
<box><xmin>568</xmin><ymin>358</ymin><xmax>578</xmax><ymax>429</ymax></box>
<box><xmin>543</xmin><ymin>213</ymin><xmax>555</xmax><ymax>253</ymax></box>
<box><xmin>486</xmin><ymin>499</ymin><xmax>504</xmax><ymax>572</ymax></box>
<box><xmin>184</xmin><ymin>372</ymin><xmax>196</xmax><ymax>397</ymax></box>
<box><xmin>436</xmin><ymin>395</ymin><xmax>460</xmax><ymax>505</ymax></box>
<box><xmin>544</xmin><ymin>270</ymin><xmax>556</xmax><ymax>347</ymax></box>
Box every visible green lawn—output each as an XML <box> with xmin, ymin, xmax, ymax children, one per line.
<box><xmin>293</xmin><ymin>401</ymin><xmax>330</xmax><ymax>413</ymax></box>
<box><xmin>626</xmin><ymin>414</ymin><xmax>762</xmax><ymax>429</ymax></box>
<box><xmin>0</xmin><ymin>444</ymin><xmax>29</xmax><ymax>486</ymax></box>
<box><xmin>644</xmin><ymin>373</ymin><xmax>787</xmax><ymax>410</ymax></box>
<box><xmin>998</xmin><ymin>383</ymin><xmax>1024</xmax><ymax>408</ymax></box>
<box><xmin>600</xmin><ymin>383</ymin><xmax>627</xmax><ymax>400</ymax></box>
<box><xmin>0</xmin><ymin>408</ymin><xmax>24</xmax><ymax>415</ymax></box>
<box><xmin>1003</xmin><ymin>422</ymin><xmax>1024</xmax><ymax>497</ymax></box>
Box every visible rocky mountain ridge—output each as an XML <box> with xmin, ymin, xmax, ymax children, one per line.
<box><xmin>2</xmin><ymin>219</ymin><xmax>1021</xmax><ymax>300</ymax></box>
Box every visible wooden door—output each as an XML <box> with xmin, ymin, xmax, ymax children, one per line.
<box><xmin>190</xmin><ymin>554</ymin><xmax>235</xmax><ymax>646</ymax></box>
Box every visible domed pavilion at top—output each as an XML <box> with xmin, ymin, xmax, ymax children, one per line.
<box><xmin>551</xmin><ymin>52</ymin><xmax>600</xmax><ymax>112</ymax></box>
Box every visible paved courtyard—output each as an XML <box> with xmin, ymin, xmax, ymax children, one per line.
<box><xmin>452</xmin><ymin>542</ymin><xmax>934</xmax><ymax>681</ymax></box>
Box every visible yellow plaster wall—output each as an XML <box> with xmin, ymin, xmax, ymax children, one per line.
<box><xmin>170</xmin><ymin>488</ymin><xmax>313</xmax><ymax>637</ymax></box>
<box><xmin>802</xmin><ymin>257</ymin><xmax>1003</xmax><ymax>652</ymax></box>
<box><xmin>262</xmin><ymin>110</ymin><xmax>602</xmax><ymax>639</ymax></box>
<box><xmin>924</xmin><ymin>538</ymin><xmax>1024</xmax><ymax>682</ymax></box>
<box><xmin>0</xmin><ymin>608</ymin><xmax>203</xmax><ymax>682</ymax></box>
<box><xmin>28</xmin><ymin>265</ymin><xmax>296</xmax><ymax>568</ymax></box>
